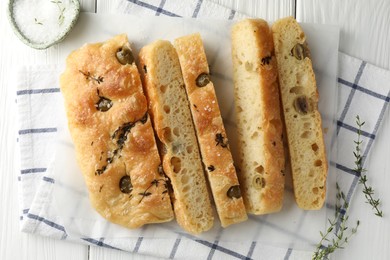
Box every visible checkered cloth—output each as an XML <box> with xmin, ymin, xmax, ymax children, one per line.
<box><xmin>14</xmin><ymin>0</ymin><xmax>390</xmax><ymax>259</ymax></box>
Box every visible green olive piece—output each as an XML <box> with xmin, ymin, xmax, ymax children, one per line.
<box><xmin>116</xmin><ymin>45</ymin><xmax>135</xmax><ymax>65</ymax></box>
<box><xmin>291</xmin><ymin>43</ymin><xmax>306</xmax><ymax>60</ymax></box>
<box><xmin>227</xmin><ymin>185</ymin><xmax>242</xmax><ymax>199</ymax></box>
<box><xmin>294</xmin><ymin>95</ymin><xmax>309</xmax><ymax>115</ymax></box>
<box><xmin>95</xmin><ymin>96</ymin><xmax>113</xmax><ymax>112</ymax></box>
<box><xmin>119</xmin><ymin>175</ymin><xmax>133</xmax><ymax>193</ymax></box>
<box><xmin>196</xmin><ymin>73</ymin><xmax>210</xmax><ymax>87</ymax></box>
<box><xmin>253</xmin><ymin>176</ymin><xmax>265</xmax><ymax>190</ymax></box>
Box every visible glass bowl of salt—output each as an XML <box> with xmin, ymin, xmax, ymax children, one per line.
<box><xmin>7</xmin><ymin>0</ymin><xmax>80</xmax><ymax>49</ymax></box>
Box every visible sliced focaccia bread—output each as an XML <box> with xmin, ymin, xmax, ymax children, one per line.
<box><xmin>139</xmin><ymin>40</ymin><xmax>214</xmax><ymax>234</ymax></box>
<box><xmin>174</xmin><ymin>33</ymin><xmax>247</xmax><ymax>227</ymax></box>
<box><xmin>60</xmin><ymin>34</ymin><xmax>174</xmax><ymax>228</ymax></box>
<box><xmin>272</xmin><ymin>17</ymin><xmax>327</xmax><ymax>210</ymax></box>
<box><xmin>231</xmin><ymin>19</ymin><xmax>286</xmax><ymax>214</ymax></box>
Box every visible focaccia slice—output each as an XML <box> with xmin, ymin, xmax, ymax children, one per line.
<box><xmin>174</xmin><ymin>33</ymin><xmax>247</xmax><ymax>227</ymax></box>
<box><xmin>139</xmin><ymin>40</ymin><xmax>214</xmax><ymax>234</ymax></box>
<box><xmin>231</xmin><ymin>19</ymin><xmax>286</xmax><ymax>214</ymax></box>
<box><xmin>272</xmin><ymin>17</ymin><xmax>327</xmax><ymax>209</ymax></box>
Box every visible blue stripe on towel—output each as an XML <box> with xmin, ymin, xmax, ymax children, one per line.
<box><xmin>19</xmin><ymin>128</ymin><xmax>57</xmax><ymax>135</ymax></box>
<box><xmin>133</xmin><ymin>236</ymin><xmax>143</xmax><ymax>253</ymax></box>
<box><xmin>178</xmin><ymin>232</ymin><xmax>252</xmax><ymax>260</ymax></box>
<box><xmin>338</xmin><ymin>78</ymin><xmax>390</xmax><ymax>102</ymax></box>
<box><xmin>17</xmin><ymin>88</ymin><xmax>60</xmax><ymax>95</ymax></box>
<box><xmin>192</xmin><ymin>0</ymin><xmax>203</xmax><ymax>18</ymax></box>
<box><xmin>337</xmin><ymin>61</ymin><xmax>367</xmax><ymax>134</ymax></box>
<box><xmin>21</xmin><ymin>168</ymin><xmax>47</xmax><ymax>174</ymax></box>
<box><xmin>127</xmin><ymin>0</ymin><xmax>181</xmax><ymax>17</ymax></box>
<box><xmin>335</xmin><ymin>163</ymin><xmax>360</xmax><ymax>177</ymax></box>
<box><xmin>228</xmin><ymin>9</ymin><xmax>236</xmax><ymax>20</ymax></box>
<box><xmin>246</xmin><ymin>241</ymin><xmax>256</xmax><ymax>259</ymax></box>
<box><xmin>337</xmin><ymin>120</ymin><xmax>376</xmax><ymax>139</ymax></box>
<box><xmin>27</xmin><ymin>213</ymin><xmax>67</xmax><ymax>239</ymax></box>
<box><xmin>169</xmin><ymin>235</ymin><xmax>182</xmax><ymax>259</ymax></box>
<box><xmin>81</xmin><ymin>237</ymin><xmax>121</xmax><ymax>250</ymax></box>
<box><xmin>155</xmin><ymin>0</ymin><xmax>166</xmax><ymax>16</ymax></box>
<box><xmin>43</xmin><ymin>176</ymin><xmax>55</xmax><ymax>183</ymax></box>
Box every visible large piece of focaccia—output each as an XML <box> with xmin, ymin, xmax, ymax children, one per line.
<box><xmin>60</xmin><ymin>34</ymin><xmax>174</xmax><ymax>228</ymax></box>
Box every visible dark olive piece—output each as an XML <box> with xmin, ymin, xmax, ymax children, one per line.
<box><xmin>116</xmin><ymin>45</ymin><xmax>135</xmax><ymax>65</ymax></box>
<box><xmin>119</xmin><ymin>175</ymin><xmax>133</xmax><ymax>193</ymax></box>
<box><xmin>291</xmin><ymin>43</ymin><xmax>306</xmax><ymax>60</ymax></box>
<box><xmin>112</xmin><ymin>122</ymin><xmax>134</xmax><ymax>146</ymax></box>
<box><xmin>207</xmin><ymin>165</ymin><xmax>215</xmax><ymax>172</ymax></box>
<box><xmin>196</xmin><ymin>73</ymin><xmax>210</xmax><ymax>87</ymax></box>
<box><xmin>227</xmin><ymin>185</ymin><xmax>242</xmax><ymax>199</ymax></box>
<box><xmin>95</xmin><ymin>96</ymin><xmax>113</xmax><ymax>112</ymax></box>
<box><xmin>294</xmin><ymin>95</ymin><xmax>309</xmax><ymax>115</ymax></box>
<box><xmin>261</xmin><ymin>56</ymin><xmax>272</xmax><ymax>65</ymax></box>
<box><xmin>215</xmin><ymin>133</ymin><xmax>228</xmax><ymax>148</ymax></box>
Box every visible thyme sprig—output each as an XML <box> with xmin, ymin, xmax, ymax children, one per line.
<box><xmin>138</xmin><ymin>178</ymin><xmax>168</xmax><ymax>203</ymax></box>
<box><xmin>354</xmin><ymin>115</ymin><xmax>383</xmax><ymax>217</ymax></box>
<box><xmin>51</xmin><ymin>0</ymin><xmax>66</xmax><ymax>25</ymax></box>
<box><xmin>312</xmin><ymin>183</ymin><xmax>360</xmax><ymax>260</ymax></box>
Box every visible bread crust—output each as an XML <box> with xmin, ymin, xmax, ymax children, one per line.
<box><xmin>272</xmin><ymin>17</ymin><xmax>328</xmax><ymax>210</ymax></box>
<box><xmin>138</xmin><ymin>40</ymin><xmax>214</xmax><ymax>234</ymax></box>
<box><xmin>174</xmin><ymin>33</ymin><xmax>247</xmax><ymax>227</ymax></box>
<box><xmin>231</xmin><ymin>19</ymin><xmax>286</xmax><ymax>214</ymax></box>
<box><xmin>60</xmin><ymin>34</ymin><xmax>174</xmax><ymax>228</ymax></box>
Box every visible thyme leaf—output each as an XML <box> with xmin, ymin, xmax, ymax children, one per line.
<box><xmin>138</xmin><ymin>178</ymin><xmax>167</xmax><ymax>203</ymax></box>
<box><xmin>79</xmin><ymin>70</ymin><xmax>104</xmax><ymax>84</ymax></box>
<box><xmin>354</xmin><ymin>115</ymin><xmax>383</xmax><ymax>217</ymax></box>
<box><xmin>34</xmin><ymin>18</ymin><xmax>43</xmax><ymax>25</ymax></box>
<box><xmin>51</xmin><ymin>0</ymin><xmax>66</xmax><ymax>25</ymax></box>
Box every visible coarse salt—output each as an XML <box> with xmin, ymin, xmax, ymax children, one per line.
<box><xmin>12</xmin><ymin>0</ymin><xmax>78</xmax><ymax>45</ymax></box>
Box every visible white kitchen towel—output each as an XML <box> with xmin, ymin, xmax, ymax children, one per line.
<box><xmin>14</xmin><ymin>1</ymin><xmax>390</xmax><ymax>260</ymax></box>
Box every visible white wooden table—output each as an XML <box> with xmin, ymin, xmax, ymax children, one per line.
<box><xmin>1</xmin><ymin>0</ymin><xmax>389</xmax><ymax>259</ymax></box>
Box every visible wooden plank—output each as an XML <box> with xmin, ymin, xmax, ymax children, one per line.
<box><xmin>80</xmin><ymin>0</ymin><xmax>97</xmax><ymax>13</ymax></box>
<box><xmin>297</xmin><ymin>0</ymin><xmax>390</xmax><ymax>70</ymax></box>
<box><xmin>97</xmin><ymin>0</ymin><xmax>114</xmax><ymax>14</ymax></box>
<box><xmin>0</xmin><ymin>0</ymin><xmax>90</xmax><ymax>259</ymax></box>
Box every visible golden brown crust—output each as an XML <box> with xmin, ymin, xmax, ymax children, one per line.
<box><xmin>60</xmin><ymin>34</ymin><xmax>174</xmax><ymax>228</ymax></box>
<box><xmin>174</xmin><ymin>33</ymin><xmax>247</xmax><ymax>227</ymax></box>
<box><xmin>272</xmin><ymin>17</ymin><xmax>328</xmax><ymax>210</ymax></box>
<box><xmin>231</xmin><ymin>19</ymin><xmax>285</xmax><ymax>214</ymax></box>
<box><xmin>138</xmin><ymin>40</ymin><xmax>214</xmax><ymax>234</ymax></box>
